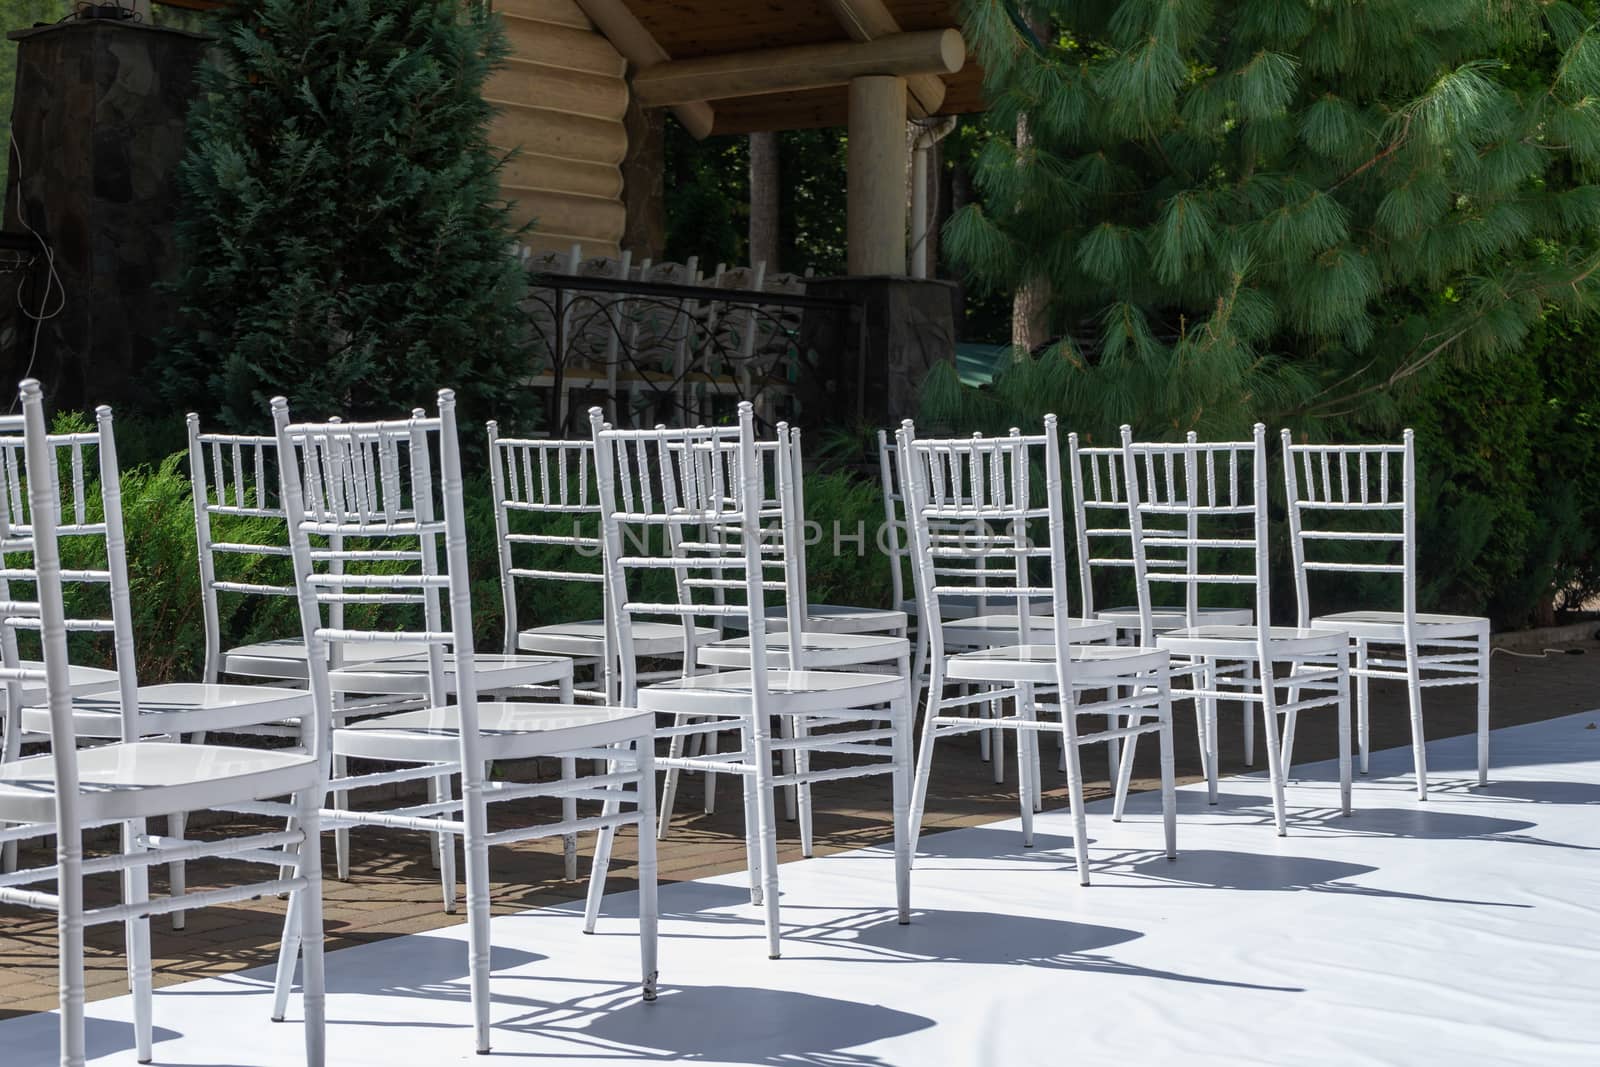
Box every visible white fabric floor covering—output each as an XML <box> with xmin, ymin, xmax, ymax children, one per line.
<box><xmin>4</xmin><ymin>711</ymin><xmax>1599</xmax><ymax>1066</ymax></box>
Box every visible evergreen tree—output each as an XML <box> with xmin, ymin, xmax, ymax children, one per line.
<box><xmin>936</xmin><ymin>0</ymin><xmax>1600</xmax><ymax>440</ymax></box>
<box><xmin>166</xmin><ymin>0</ymin><xmax>528</xmax><ymax>430</ymax></box>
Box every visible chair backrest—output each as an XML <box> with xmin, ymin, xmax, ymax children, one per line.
<box><xmin>0</xmin><ymin>382</ymin><xmax>99</xmax><ymax>834</ymax></box>
<box><xmin>186</xmin><ymin>418</ymin><xmax>298</xmax><ymax>682</ymax></box>
<box><xmin>875</xmin><ymin>428</ymin><xmax>910</xmax><ymax>612</ymax></box>
<box><xmin>0</xmin><ymin>402</ymin><xmax>146</xmax><ymax>743</ymax></box>
<box><xmin>897</xmin><ymin>417</ymin><xmax>1073</xmax><ymax>677</ymax></box>
<box><xmin>485</xmin><ymin>426</ymin><xmax>606</xmax><ymax>656</ymax></box>
<box><xmin>274</xmin><ymin>392</ymin><xmax>478</xmax><ymax>764</ymax></box>
<box><xmin>590</xmin><ymin>402</ymin><xmax>778</xmax><ymax>705</ymax></box>
<box><xmin>1282</xmin><ymin>429</ymin><xmax>1416</xmax><ymax>627</ymax></box>
<box><xmin>1067</xmin><ymin>432</ymin><xmax>1147</xmax><ymax>619</ymax></box>
<box><xmin>1121</xmin><ymin>424</ymin><xmax>1270</xmax><ymax>647</ymax></box>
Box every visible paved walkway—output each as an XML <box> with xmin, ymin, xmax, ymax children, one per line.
<box><xmin>2</xmin><ymin>640</ymin><xmax>1597</xmax><ymax>1019</ymax></box>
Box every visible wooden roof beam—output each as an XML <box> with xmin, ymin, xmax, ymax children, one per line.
<box><xmin>633</xmin><ymin>30</ymin><xmax>965</xmax><ymax>109</ymax></box>
<box><xmin>823</xmin><ymin>0</ymin><xmax>947</xmax><ymax>117</ymax></box>
<box><xmin>573</xmin><ymin>0</ymin><xmax>715</xmax><ymax>139</ymax></box>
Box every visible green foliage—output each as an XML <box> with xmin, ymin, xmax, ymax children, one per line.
<box><xmin>664</xmin><ymin>123</ymin><xmax>849</xmax><ymax>274</ymax></box>
<box><xmin>163</xmin><ymin>0</ymin><xmax>531</xmax><ymax>432</ymax></box>
<box><xmin>938</xmin><ymin>0</ymin><xmax>1600</xmax><ymax>441</ymax></box>
<box><xmin>1404</xmin><ymin>311</ymin><xmax>1600</xmax><ymax>626</ymax></box>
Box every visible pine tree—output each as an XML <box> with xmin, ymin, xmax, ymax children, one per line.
<box><xmin>937</xmin><ymin>0</ymin><xmax>1600</xmax><ymax>440</ymax></box>
<box><xmin>165</xmin><ymin>0</ymin><xmax>528</xmax><ymax>430</ymax></box>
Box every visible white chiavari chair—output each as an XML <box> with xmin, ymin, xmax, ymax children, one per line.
<box><xmin>900</xmin><ymin>416</ymin><xmax>1177</xmax><ymax>882</ymax></box>
<box><xmin>269</xmin><ymin>392</ymin><xmax>658</xmax><ymax>1054</ymax></box>
<box><xmin>1067</xmin><ymin>431</ymin><xmax>1255</xmax><ymax>781</ymax></box>
<box><xmin>690</xmin><ymin>424</ymin><xmax>912</xmax><ymax>854</ymax></box>
<box><xmin>2</xmin><ymin>408</ymin><xmax>317</xmax><ymax>927</ymax></box>
<box><xmin>590</xmin><ymin>402</ymin><xmax>911</xmax><ymax>957</ymax></box>
<box><xmin>486</xmin><ymin>424</ymin><xmax>719</xmax><ymax>704</ymax></box>
<box><xmin>1283</xmin><ymin>429</ymin><xmax>1490</xmax><ymax>798</ymax></box>
<box><xmin>0</xmin><ymin>379</ymin><xmax>327</xmax><ymax>1067</ymax></box>
<box><xmin>1121</xmin><ymin>424</ymin><xmax>1352</xmax><ymax>833</ymax></box>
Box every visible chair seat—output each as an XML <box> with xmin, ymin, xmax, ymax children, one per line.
<box><xmin>223</xmin><ymin>638</ymin><xmax>431</xmax><ymax>682</ymax></box>
<box><xmin>1157</xmin><ymin>624</ymin><xmax>1349</xmax><ymax>658</ymax></box>
<box><xmin>518</xmin><ymin>620</ymin><xmax>717</xmax><ymax>658</ymax></box>
<box><xmin>638</xmin><ymin>668</ymin><xmax>906</xmax><ymax>716</ymax></box>
<box><xmin>20</xmin><ymin>683</ymin><xmax>313</xmax><ymax>740</ymax></box>
<box><xmin>942</xmin><ymin>613</ymin><xmax>1118</xmax><ymax>648</ymax></box>
<box><xmin>725</xmin><ymin>604</ymin><xmax>908</xmax><ymax>636</ymax></box>
<box><xmin>947</xmin><ymin>643</ymin><xmax>1168</xmax><ymax>685</ymax></box>
<box><xmin>1093</xmin><ymin>605</ymin><xmax>1255</xmax><ymax>631</ymax></box>
<box><xmin>1310</xmin><ymin>610</ymin><xmax>1488</xmax><ymax>641</ymax></box>
<box><xmin>698</xmin><ymin>631</ymin><xmax>909</xmax><ymax>670</ymax></box>
<box><xmin>333</xmin><ymin>702</ymin><xmax>654</xmax><ymax>763</ymax></box>
<box><xmin>0</xmin><ymin>741</ymin><xmax>318</xmax><ymax>824</ymax></box>
<box><xmin>328</xmin><ymin>652</ymin><xmax>573</xmax><ymax>696</ymax></box>
<box><xmin>12</xmin><ymin>661</ymin><xmax>120</xmax><ymax>702</ymax></box>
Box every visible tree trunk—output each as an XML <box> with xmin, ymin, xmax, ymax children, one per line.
<box><xmin>748</xmin><ymin>130</ymin><xmax>780</xmax><ymax>272</ymax></box>
<box><xmin>1011</xmin><ymin>14</ymin><xmax>1051</xmax><ymax>356</ymax></box>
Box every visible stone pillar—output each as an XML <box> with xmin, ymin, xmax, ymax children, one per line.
<box><xmin>1</xmin><ymin>20</ymin><xmax>210</xmax><ymax>411</ymax></box>
<box><xmin>797</xmin><ymin>275</ymin><xmax>956</xmax><ymax>428</ymax></box>
<box><xmin>846</xmin><ymin>75</ymin><xmax>907</xmax><ymax>276</ymax></box>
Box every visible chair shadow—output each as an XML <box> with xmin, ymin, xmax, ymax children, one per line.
<box><xmin>1176</xmin><ymin>788</ymin><xmax>1594</xmax><ymax>852</ymax></box>
<box><xmin>0</xmin><ymin>1015</ymin><xmax>183</xmax><ymax>1067</ymax></box>
<box><xmin>1436</xmin><ymin>779</ymin><xmax>1600</xmax><ymax>806</ymax></box>
<box><xmin>1098</xmin><ymin>847</ymin><xmax>1526</xmax><ymax>908</ymax></box>
<box><xmin>503</xmin><ymin>983</ymin><xmax>939</xmax><ymax>1066</ymax></box>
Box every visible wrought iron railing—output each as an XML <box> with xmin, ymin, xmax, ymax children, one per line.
<box><xmin>523</xmin><ymin>271</ymin><xmax>857</xmax><ymax>434</ymax></box>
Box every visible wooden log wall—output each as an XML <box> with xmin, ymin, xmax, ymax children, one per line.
<box><xmin>489</xmin><ymin>0</ymin><xmax>627</xmax><ymax>258</ymax></box>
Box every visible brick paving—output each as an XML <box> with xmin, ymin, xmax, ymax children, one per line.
<box><xmin>3</xmin><ymin>641</ymin><xmax>1598</xmax><ymax>1019</ymax></box>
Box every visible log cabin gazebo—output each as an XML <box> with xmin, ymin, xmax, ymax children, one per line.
<box><xmin>490</xmin><ymin>0</ymin><xmax>985</xmax><ymax>274</ymax></box>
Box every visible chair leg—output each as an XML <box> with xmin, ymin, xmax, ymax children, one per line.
<box><xmin>635</xmin><ymin>739</ymin><xmax>660</xmax><ymax>1000</ymax></box>
<box><xmin>333</xmin><ymin>753</ymin><xmax>351</xmax><ymax>881</ymax></box>
<box><xmin>124</xmin><ymin>820</ymin><xmax>154</xmax><ymax>1064</ymax></box>
<box><xmin>1257</xmin><ymin>660</ymin><xmax>1288</xmax><ymax>836</ymax></box>
<box><xmin>585</xmin><ymin>746</ymin><xmax>621</xmax><ymax>934</ymax></box>
<box><xmin>461</xmin><ymin>778</ymin><xmax>494</xmax><ymax>1054</ymax></box>
<box><xmin>891</xmin><ymin>688</ymin><xmax>913</xmax><ymax>925</ymax></box>
<box><xmin>271</xmin><ymin>886</ymin><xmax>302</xmax><ymax>1024</ymax></box>
<box><xmin>1355</xmin><ymin>641</ymin><xmax>1370</xmax><ymax>774</ymax></box>
<box><xmin>296</xmin><ymin>791</ymin><xmax>327</xmax><ymax>1067</ymax></box>
<box><xmin>561</xmin><ymin>756</ymin><xmax>578</xmax><ymax>881</ymax></box>
<box><xmin>432</xmin><ymin>774</ymin><xmax>457</xmax><ymax>913</ymax></box>
<box><xmin>1060</xmin><ymin>714</ymin><xmax>1091</xmax><ymax>886</ymax></box>
<box><xmin>989</xmin><ymin>686</ymin><xmax>1005</xmax><ymax>785</ymax></box>
<box><xmin>1016</xmin><ymin>684</ymin><xmax>1036</xmax><ymax>847</ymax></box>
<box><xmin>795</xmin><ymin>715</ymin><xmax>814</xmax><ymax>858</ymax></box>
<box><xmin>1</xmin><ymin>705</ymin><xmax>19</xmax><ymax>873</ymax></box>
<box><xmin>1242</xmin><ymin>661</ymin><xmax>1256</xmax><ymax>766</ymax></box>
<box><xmin>1158</xmin><ymin>669</ymin><xmax>1177</xmax><ymax>860</ymax></box>
<box><xmin>907</xmin><ymin>677</ymin><xmax>943</xmax><ymax>858</ymax></box>
<box><xmin>167</xmin><ymin>807</ymin><xmax>188</xmax><ymax>932</ymax></box>
<box><xmin>1281</xmin><ymin>665</ymin><xmax>1302</xmax><ymax>775</ymax></box>
<box><xmin>739</xmin><ymin>723</ymin><xmax>763</xmax><ymax>906</ymax></box>
<box><xmin>58</xmin><ymin>825</ymin><xmax>87</xmax><ymax>1067</ymax></box>
<box><xmin>1203</xmin><ymin>661</ymin><xmax>1219</xmax><ymax>805</ymax></box>
<box><xmin>703</xmin><ymin>726</ymin><xmax>718</xmax><ymax>814</ymax></box>
<box><xmin>658</xmin><ymin>714</ymin><xmax>690</xmax><ymax>839</ymax></box>
<box><xmin>1476</xmin><ymin>626</ymin><xmax>1491</xmax><ymax>786</ymax></box>
<box><xmin>1337</xmin><ymin>652</ymin><xmax>1352</xmax><ymax>816</ymax></box>
<box><xmin>1404</xmin><ymin>640</ymin><xmax>1428</xmax><ymax>801</ymax></box>
<box><xmin>749</xmin><ymin>709</ymin><xmax>784</xmax><ymax>958</ymax></box>
<box><xmin>780</xmin><ymin>713</ymin><xmax>799</xmax><ymax>822</ymax></box>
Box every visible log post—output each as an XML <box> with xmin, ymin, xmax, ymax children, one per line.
<box><xmin>847</xmin><ymin>75</ymin><xmax>908</xmax><ymax>276</ymax></box>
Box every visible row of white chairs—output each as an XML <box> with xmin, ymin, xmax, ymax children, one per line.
<box><xmin>881</xmin><ymin>423</ymin><xmax>1491</xmax><ymax>821</ymax></box>
<box><xmin>0</xmin><ymin>376</ymin><xmax>1492</xmax><ymax>1066</ymax></box>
